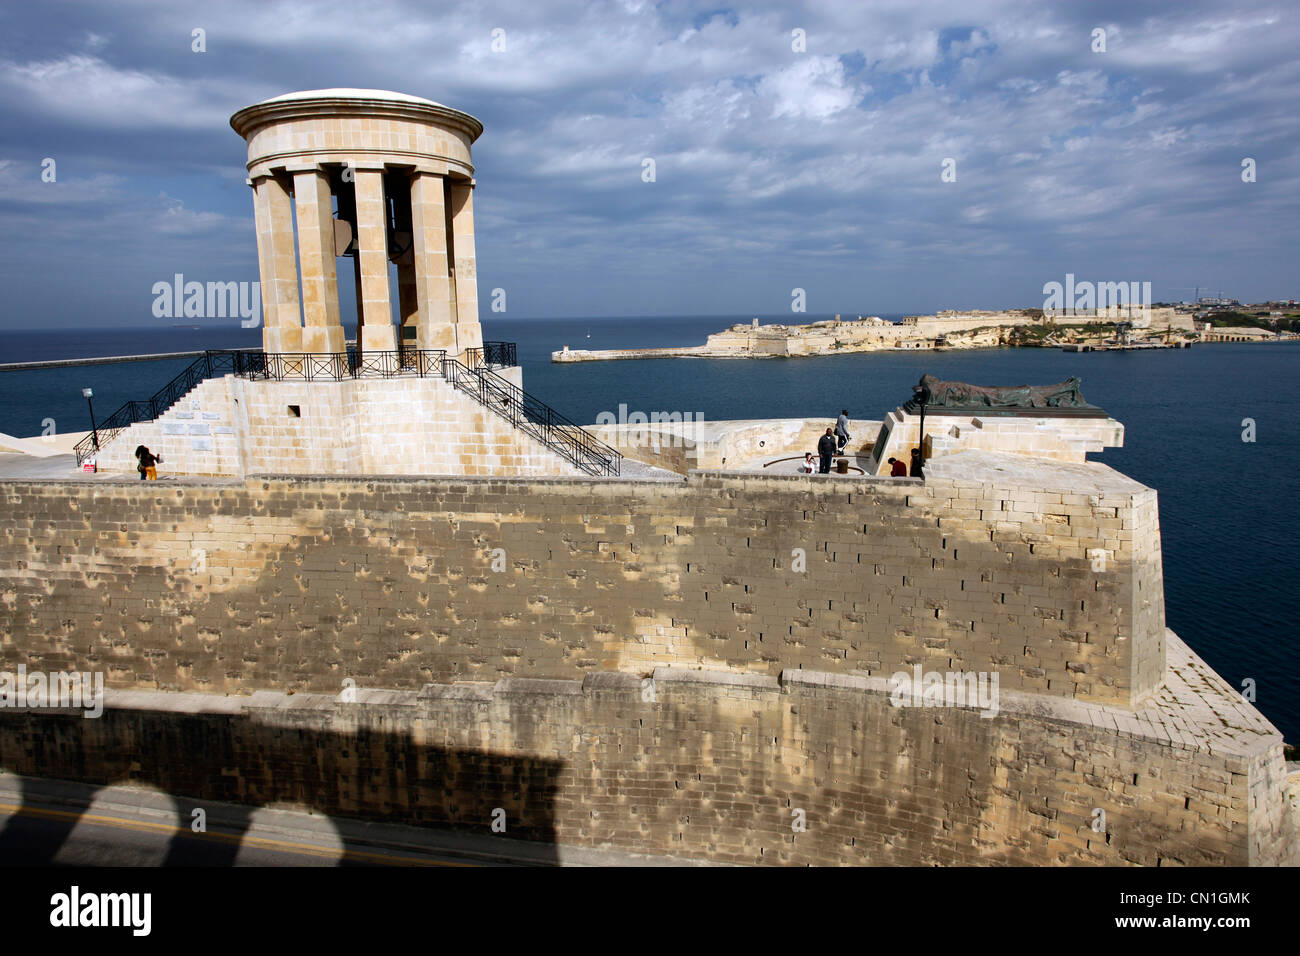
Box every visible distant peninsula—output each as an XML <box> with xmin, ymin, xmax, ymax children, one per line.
<box><xmin>550</xmin><ymin>306</ymin><xmax>1297</xmax><ymax>362</ymax></box>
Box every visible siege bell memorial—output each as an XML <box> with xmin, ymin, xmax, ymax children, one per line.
<box><xmin>230</xmin><ymin>88</ymin><xmax>487</xmax><ymax>358</ymax></box>
<box><xmin>0</xmin><ymin>90</ymin><xmax>1294</xmax><ymax>868</ymax></box>
<box><xmin>81</xmin><ymin>92</ymin><xmax>621</xmax><ymax>480</ymax></box>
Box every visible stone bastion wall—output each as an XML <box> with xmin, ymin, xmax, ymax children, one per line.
<box><xmin>0</xmin><ymin>460</ymin><xmax>1293</xmax><ymax>865</ymax></box>
<box><xmin>1</xmin><ymin>454</ymin><xmax>1163</xmax><ymax>706</ymax></box>
<box><xmin>0</xmin><ymin>637</ymin><xmax>1292</xmax><ymax>866</ymax></box>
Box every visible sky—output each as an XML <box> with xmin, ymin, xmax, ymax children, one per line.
<box><xmin>0</xmin><ymin>0</ymin><xmax>1296</xmax><ymax>329</ymax></box>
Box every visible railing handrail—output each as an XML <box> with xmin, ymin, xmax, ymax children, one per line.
<box><xmin>73</xmin><ymin>343</ymin><xmax>619</xmax><ymax>476</ymax></box>
<box><xmin>437</xmin><ymin>355</ymin><xmax>621</xmax><ymax>476</ymax></box>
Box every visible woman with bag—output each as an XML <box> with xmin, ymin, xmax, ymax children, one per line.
<box><xmin>135</xmin><ymin>445</ymin><xmax>162</xmax><ymax>480</ymax></box>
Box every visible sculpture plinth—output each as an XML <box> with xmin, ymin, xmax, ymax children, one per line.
<box><xmin>903</xmin><ymin>373</ymin><xmax>1109</xmax><ymax>417</ymax></box>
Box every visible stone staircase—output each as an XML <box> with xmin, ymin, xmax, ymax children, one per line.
<box><xmin>77</xmin><ymin>347</ymin><xmax>621</xmax><ymax>478</ymax></box>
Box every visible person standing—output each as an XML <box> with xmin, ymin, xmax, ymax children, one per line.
<box><xmin>135</xmin><ymin>445</ymin><xmax>162</xmax><ymax>481</ymax></box>
<box><xmin>817</xmin><ymin>428</ymin><xmax>837</xmax><ymax>474</ymax></box>
<box><xmin>835</xmin><ymin>409</ymin><xmax>851</xmax><ymax>453</ymax></box>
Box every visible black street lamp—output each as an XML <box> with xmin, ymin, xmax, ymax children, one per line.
<box><xmin>911</xmin><ymin>382</ymin><xmax>930</xmax><ymax>478</ymax></box>
<box><xmin>82</xmin><ymin>387</ymin><xmax>99</xmax><ymax>451</ymax></box>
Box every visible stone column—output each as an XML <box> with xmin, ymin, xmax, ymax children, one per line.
<box><xmin>409</xmin><ymin>171</ymin><xmax>455</xmax><ymax>351</ymax></box>
<box><xmin>292</xmin><ymin>168</ymin><xmax>345</xmax><ymax>353</ymax></box>
<box><xmin>353</xmin><ymin>168</ymin><xmax>396</xmax><ymax>351</ymax></box>
<box><xmin>448</xmin><ymin>180</ymin><xmax>484</xmax><ymax>353</ymax></box>
<box><xmin>252</xmin><ymin>173</ymin><xmax>302</xmax><ymax>352</ymax></box>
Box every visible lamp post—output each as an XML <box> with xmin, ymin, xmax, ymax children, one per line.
<box><xmin>911</xmin><ymin>382</ymin><xmax>930</xmax><ymax>478</ymax></box>
<box><xmin>82</xmin><ymin>387</ymin><xmax>99</xmax><ymax>451</ymax></box>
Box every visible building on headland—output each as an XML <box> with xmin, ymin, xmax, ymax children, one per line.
<box><xmin>2</xmin><ymin>92</ymin><xmax>1296</xmax><ymax>867</ymax></box>
<box><xmin>1200</xmin><ymin>325</ymin><xmax>1282</xmax><ymax>342</ymax></box>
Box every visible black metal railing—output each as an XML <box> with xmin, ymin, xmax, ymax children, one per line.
<box><xmin>484</xmin><ymin>341</ymin><xmax>517</xmax><ymax>368</ymax></box>
<box><xmin>251</xmin><ymin>348</ymin><xmax>435</xmax><ymax>381</ymax></box>
<box><xmin>73</xmin><ymin>341</ymin><xmax>620</xmax><ymax>476</ymax></box>
<box><xmin>437</xmin><ymin>355</ymin><xmax>621</xmax><ymax>477</ymax></box>
<box><xmin>460</xmin><ymin>341</ymin><xmax>517</xmax><ymax>370</ymax></box>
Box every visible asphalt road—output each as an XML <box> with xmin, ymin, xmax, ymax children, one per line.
<box><xmin>0</xmin><ymin>772</ymin><xmax>705</xmax><ymax>867</ymax></box>
<box><xmin>0</xmin><ymin>775</ymin><xmax>493</xmax><ymax>866</ymax></box>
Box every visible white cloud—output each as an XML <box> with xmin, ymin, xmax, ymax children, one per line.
<box><xmin>155</xmin><ymin>195</ymin><xmax>236</xmax><ymax>236</ymax></box>
<box><xmin>0</xmin><ymin>54</ymin><xmax>259</xmax><ymax>130</ymax></box>
<box><xmin>759</xmin><ymin>56</ymin><xmax>857</xmax><ymax>120</ymax></box>
<box><xmin>0</xmin><ymin>0</ymin><xmax>1295</xmax><ymax>318</ymax></box>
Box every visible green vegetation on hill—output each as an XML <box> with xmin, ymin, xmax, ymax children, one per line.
<box><xmin>1008</xmin><ymin>325</ymin><xmax>1050</xmax><ymax>344</ymax></box>
<box><xmin>1007</xmin><ymin>320</ymin><xmax>1121</xmax><ymax>346</ymax></box>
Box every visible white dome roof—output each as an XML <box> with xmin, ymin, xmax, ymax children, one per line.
<box><xmin>257</xmin><ymin>88</ymin><xmax>445</xmax><ymax>108</ymax></box>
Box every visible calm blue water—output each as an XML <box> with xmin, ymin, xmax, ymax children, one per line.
<box><xmin>1</xmin><ymin>316</ymin><xmax>1297</xmax><ymax>744</ymax></box>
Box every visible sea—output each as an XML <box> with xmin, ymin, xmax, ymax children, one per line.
<box><xmin>1</xmin><ymin>314</ymin><xmax>1296</xmax><ymax>744</ymax></box>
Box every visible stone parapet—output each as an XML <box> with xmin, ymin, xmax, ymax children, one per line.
<box><xmin>0</xmin><ymin>632</ymin><xmax>1290</xmax><ymax>866</ymax></box>
<box><xmin>868</xmin><ymin>407</ymin><xmax>1124</xmax><ymax>475</ymax></box>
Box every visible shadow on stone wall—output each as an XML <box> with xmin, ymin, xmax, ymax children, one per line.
<box><xmin>0</xmin><ymin>708</ymin><xmax>562</xmax><ymax>866</ymax></box>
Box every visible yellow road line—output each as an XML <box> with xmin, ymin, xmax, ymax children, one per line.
<box><xmin>0</xmin><ymin>801</ymin><xmax>476</xmax><ymax>867</ymax></box>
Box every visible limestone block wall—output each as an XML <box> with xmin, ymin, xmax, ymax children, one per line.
<box><xmin>93</xmin><ymin>373</ymin><xmax>581</xmax><ymax>479</ymax></box>
<box><xmin>1128</xmin><ymin>492</ymin><xmax>1166</xmax><ymax>697</ymax></box>
<box><xmin>869</xmin><ymin>408</ymin><xmax>1124</xmax><ymax>475</ymax></box>
<box><xmin>702</xmin><ymin>330</ymin><xmax>793</xmax><ymax>355</ymax></box>
<box><xmin>782</xmin><ymin>332</ymin><xmax>838</xmax><ymax>356</ymax></box>
<box><xmin>0</xmin><ymin>634</ymin><xmax>1291</xmax><ymax>866</ymax></box>
<box><xmin>0</xmin><ymin>457</ymin><xmax>1163</xmax><ymax>705</ymax></box>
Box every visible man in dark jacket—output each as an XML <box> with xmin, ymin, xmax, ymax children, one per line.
<box><xmin>817</xmin><ymin>428</ymin><xmax>837</xmax><ymax>474</ymax></box>
<box><xmin>909</xmin><ymin>447</ymin><xmax>924</xmax><ymax>480</ymax></box>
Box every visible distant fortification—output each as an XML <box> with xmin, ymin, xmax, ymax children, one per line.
<box><xmin>551</xmin><ymin>308</ymin><xmax>1189</xmax><ymax>362</ymax></box>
